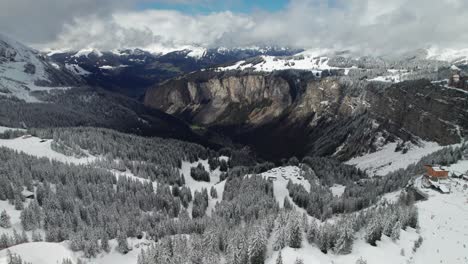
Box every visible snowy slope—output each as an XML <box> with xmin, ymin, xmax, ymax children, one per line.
<box><xmin>0</xmin><ymin>238</ymin><xmax>153</xmax><ymax>264</ymax></box>
<box><xmin>265</xmin><ymin>166</ymin><xmax>468</xmax><ymax>264</ymax></box>
<box><xmin>0</xmin><ymin>136</ymin><xmax>96</xmax><ymax>165</ymax></box>
<box><xmin>252</xmin><ymin>166</ymin><xmax>310</xmax><ymax>208</ymax></box>
<box><xmin>0</xmin><ymin>33</ymin><xmax>81</xmax><ymax>102</ymax></box>
<box><xmin>347</xmin><ymin>141</ymin><xmax>444</xmax><ymax>177</ymax></box>
<box><xmin>0</xmin><ymin>243</ymin><xmax>76</xmax><ymax>264</ymax></box>
<box><xmin>426</xmin><ymin>47</ymin><xmax>468</xmax><ymax>65</ymax></box>
<box><xmin>216</xmin><ymin>49</ymin><xmax>341</xmax><ymax>74</ymax></box>
<box><xmin>0</xmin><ymin>126</ymin><xmax>25</xmax><ymax>133</ymax></box>
<box><xmin>180</xmin><ymin>159</ymin><xmax>224</xmax><ymax>194</ymax></box>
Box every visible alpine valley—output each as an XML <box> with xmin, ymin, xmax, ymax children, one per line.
<box><xmin>0</xmin><ymin>21</ymin><xmax>467</xmax><ymax>264</ymax></box>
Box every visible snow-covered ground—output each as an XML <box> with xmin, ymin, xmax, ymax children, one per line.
<box><xmin>0</xmin><ymin>126</ymin><xmax>25</xmax><ymax>133</ymax></box>
<box><xmin>330</xmin><ymin>184</ymin><xmax>346</xmax><ymax>197</ymax></box>
<box><xmin>253</xmin><ymin>166</ymin><xmax>311</xmax><ymax>208</ymax></box>
<box><xmin>266</xmin><ymin>160</ymin><xmax>468</xmax><ymax>264</ymax></box>
<box><xmin>0</xmin><ymin>200</ymin><xmax>23</xmax><ymax>237</ymax></box>
<box><xmin>180</xmin><ymin>159</ymin><xmax>224</xmax><ymax>194</ymax></box>
<box><xmin>266</xmin><ymin>228</ymin><xmax>420</xmax><ymax>264</ymax></box>
<box><xmin>347</xmin><ymin>141</ymin><xmax>444</xmax><ymax>177</ymax></box>
<box><xmin>0</xmin><ymin>242</ymin><xmax>76</xmax><ymax>264</ymax></box>
<box><xmin>0</xmin><ymin>238</ymin><xmax>153</xmax><ymax>264</ymax></box>
<box><xmin>180</xmin><ymin>159</ymin><xmax>228</xmax><ymax>216</ymax></box>
<box><xmin>368</xmin><ymin>69</ymin><xmax>408</xmax><ymax>83</ymax></box>
<box><xmin>0</xmin><ymin>136</ymin><xmax>96</xmax><ymax>165</ymax></box>
<box><xmin>0</xmin><ymin>33</ymin><xmax>74</xmax><ymax>102</ymax></box>
<box><xmin>65</xmin><ymin>63</ymin><xmax>90</xmax><ymax>75</ymax></box>
<box><xmin>426</xmin><ymin>47</ymin><xmax>468</xmax><ymax>64</ymax></box>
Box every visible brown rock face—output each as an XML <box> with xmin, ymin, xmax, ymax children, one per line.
<box><xmin>145</xmin><ymin>71</ymin><xmax>468</xmax><ymax>161</ymax></box>
<box><xmin>145</xmin><ymin>73</ymin><xmax>293</xmax><ymax>126</ymax></box>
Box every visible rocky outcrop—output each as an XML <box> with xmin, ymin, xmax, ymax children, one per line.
<box><xmin>145</xmin><ymin>71</ymin><xmax>468</xmax><ymax>161</ymax></box>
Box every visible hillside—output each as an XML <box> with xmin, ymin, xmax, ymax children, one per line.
<box><xmin>0</xmin><ymin>33</ymin><xmax>82</xmax><ymax>102</ymax></box>
<box><xmin>144</xmin><ymin>71</ymin><xmax>468</xmax><ymax>161</ymax></box>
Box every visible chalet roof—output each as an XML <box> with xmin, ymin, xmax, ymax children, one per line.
<box><xmin>451</xmin><ymin>65</ymin><xmax>461</xmax><ymax>71</ymax></box>
<box><xmin>425</xmin><ymin>164</ymin><xmax>447</xmax><ymax>172</ymax></box>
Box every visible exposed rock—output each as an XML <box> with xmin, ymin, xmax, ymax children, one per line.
<box><xmin>145</xmin><ymin>70</ymin><xmax>468</xmax><ymax>161</ymax></box>
<box><xmin>24</xmin><ymin>63</ymin><xmax>36</xmax><ymax>74</ymax></box>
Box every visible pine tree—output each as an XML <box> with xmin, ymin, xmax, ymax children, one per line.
<box><xmin>391</xmin><ymin>220</ymin><xmax>401</xmax><ymax>241</ymax></box>
<box><xmin>20</xmin><ymin>230</ymin><xmax>28</xmax><ymax>243</ymax></box>
<box><xmin>283</xmin><ymin>197</ymin><xmax>293</xmax><ymax>210</ymax></box>
<box><xmin>408</xmin><ymin>205</ymin><xmax>418</xmax><ymax>229</ymax></box>
<box><xmin>365</xmin><ymin>216</ymin><xmax>383</xmax><ymax>246</ymax></box>
<box><xmin>382</xmin><ymin>216</ymin><xmax>396</xmax><ymax>237</ymax></box>
<box><xmin>334</xmin><ymin>223</ymin><xmax>353</xmax><ymax>254</ymax></box>
<box><xmin>117</xmin><ymin>232</ymin><xmax>130</xmax><ymax>254</ymax></box>
<box><xmin>288</xmin><ymin>216</ymin><xmax>302</xmax><ymax>249</ymax></box>
<box><xmin>0</xmin><ymin>210</ymin><xmax>11</xmax><ymax>228</ymax></box>
<box><xmin>247</xmin><ymin>226</ymin><xmax>267</xmax><ymax>264</ymax></box>
<box><xmin>306</xmin><ymin>220</ymin><xmax>318</xmax><ymax>244</ymax></box>
<box><xmin>294</xmin><ymin>258</ymin><xmax>304</xmax><ymax>264</ymax></box>
<box><xmin>276</xmin><ymin>251</ymin><xmax>283</xmax><ymax>264</ymax></box>
<box><xmin>0</xmin><ymin>234</ymin><xmax>11</xmax><ymax>249</ymax></box>
<box><xmin>31</xmin><ymin>231</ymin><xmax>42</xmax><ymax>242</ymax></box>
<box><xmin>356</xmin><ymin>257</ymin><xmax>368</xmax><ymax>264</ymax></box>
<box><xmin>101</xmin><ymin>232</ymin><xmax>110</xmax><ymax>253</ymax></box>
<box><xmin>14</xmin><ymin>196</ymin><xmax>23</xmax><ymax>211</ymax></box>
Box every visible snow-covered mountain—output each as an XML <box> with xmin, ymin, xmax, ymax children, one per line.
<box><xmin>0</xmin><ymin>34</ymin><xmax>82</xmax><ymax>102</ymax></box>
<box><xmin>47</xmin><ymin>46</ymin><xmax>301</xmax><ymax>97</ymax></box>
<box><xmin>216</xmin><ymin>47</ymin><xmax>468</xmax><ymax>83</ymax></box>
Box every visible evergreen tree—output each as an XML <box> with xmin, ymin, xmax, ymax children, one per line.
<box><xmin>276</xmin><ymin>251</ymin><xmax>283</xmax><ymax>264</ymax></box>
<box><xmin>117</xmin><ymin>232</ymin><xmax>130</xmax><ymax>254</ymax></box>
<box><xmin>283</xmin><ymin>197</ymin><xmax>293</xmax><ymax>210</ymax></box>
<box><xmin>294</xmin><ymin>258</ymin><xmax>304</xmax><ymax>264</ymax></box>
<box><xmin>31</xmin><ymin>231</ymin><xmax>42</xmax><ymax>242</ymax></box>
<box><xmin>356</xmin><ymin>257</ymin><xmax>368</xmax><ymax>264</ymax></box>
<box><xmin>334</xmin><ymin>222</ymin><xmax>353</xmax><ymax>254</ymax></box>
<box><xmin>391</xmin><ymin>220</ymin><xmax>401</xmax><ymax>241</ymax></box>
<box><xmin>210</xmin><ymin>186</ymin><xmax>218</xmax><ymax>199</ymax></box>
<box><xmin>0</xmin><ymin>210</ymin><xmax>11</xmax><ymax>228</ymax></box>
<box><xmin>101</xmin><ymin>232</ymin><xmax>110</xmax><ymax>253</ymax></box>
<box><xmin>288</xmin><ymin>216</ymin><xmax>302</xmax><ymax>249</ymax></box>
<box><xmin>306</xmin><ymin>220</ymin><xmax>318</xmax><ymax>244</ymax></box>
<box><xmin>365</xmin><ymin>216</ymin><xmax>383</xmax><ymax>246</ymax></box>
<box><xmin>247</xmin><ymin>226</ymin><xmax>267</xmax><ymax>264</ymax></box>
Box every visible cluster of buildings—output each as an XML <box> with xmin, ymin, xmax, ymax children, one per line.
<box><xmin>422</xmin><ymin>162</ymin><xmax>468</xmax><ymax>193</ymax></box>
<box><xmin>448</xmin><ymin>65</ymin><xmax>468</xmax><ymax>90</ymax></box>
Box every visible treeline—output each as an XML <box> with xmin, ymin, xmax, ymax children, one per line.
<box><xmin>28</xmin><ymin>127</ymin><xmax>257</xmax><ymax>185</ymax></box>
<box><xmin>138</xmin><ymin>193</ymin><xmax>418</xmax><ymax>264</ymax></box>
<box><xmin>288</xmin><ymin>143</ymin><xmax>467</xmax><ymax>220</ymax></box>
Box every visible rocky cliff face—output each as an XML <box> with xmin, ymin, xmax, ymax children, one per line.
<box><xmin>145</xmin><ymin>71</ymin><xmax>468</xmax><ymax>161</ymax></box>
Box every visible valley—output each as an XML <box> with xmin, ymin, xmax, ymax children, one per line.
<box><xmin>0</xmin><ymin>10</ymin><xmax>468</xmax><ymax>264</ymax></box>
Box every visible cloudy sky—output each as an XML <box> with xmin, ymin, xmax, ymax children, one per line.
<box><xmin>1</xmin><ymin>0</ymin><xmax>467</xmax><ymax>53</ymax></box>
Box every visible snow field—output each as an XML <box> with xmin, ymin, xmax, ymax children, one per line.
<box><xmin>347</xmin><ymin>141</ymin><xmax>444</xmax><ymax>177</ymax></box>
<box><xmin>0</xmin><ymin>136</ymin><xmax>97</xmax><ymax>165</ymax></box>
<box><xmin>251</xmin><ymin>166</ymin><xmax>310</xmax><ymax>209</ymax></box>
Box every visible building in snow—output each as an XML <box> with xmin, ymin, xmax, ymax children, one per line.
<box><xmin>448</xmin><ymin>65</ymin><xmax>468</xmax><ymax>90</ymax></box>
<box><xmin>267</xmin><ymin>176</ymin><xmax>277</xmax><ymax>182</ymax></box>
<box><xmin>424</xmin><ymin>165</ymin><xmax>449</xmax><ymax>180</ymax></box>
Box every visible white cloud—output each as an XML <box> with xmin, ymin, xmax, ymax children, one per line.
<box><xmin>2</xmin><ymin>0</ymin><xmax>468</xmax><ymax>54</ymax></box>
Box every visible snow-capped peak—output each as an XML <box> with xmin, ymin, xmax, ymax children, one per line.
<box><xmin>426</xmin><ymin>47</ymin><xmax>468</xmax><ymax>64</ymax></box>
<box><xmin>72</xmin><ymin>48</ymin><xmax>103</xmax><ymax>58</ymax></box>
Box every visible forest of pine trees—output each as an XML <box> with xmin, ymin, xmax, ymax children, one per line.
<box><xmin>0</xmin><ymin>126</ymin><xmax>466</xmax><ymax>263</ymax></box>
